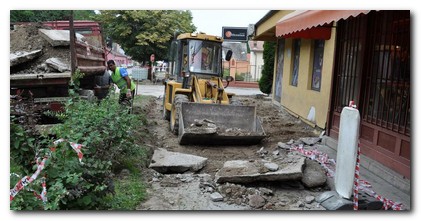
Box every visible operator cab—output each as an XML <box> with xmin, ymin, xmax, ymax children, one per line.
<box><xmin>168</xmin><ymin>33</ymin><xmax>232</xmax><ymax>88</ymax></box>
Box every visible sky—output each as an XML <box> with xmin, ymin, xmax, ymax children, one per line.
<box><xmin>190</xmin><ymin>10</ymin><xmax>269</xmax><ymax>37</ymax></box>
<box><xmin>3</xmin><ymin>0</ymin><xmax>421</xmax><ymax>221</ymax></box>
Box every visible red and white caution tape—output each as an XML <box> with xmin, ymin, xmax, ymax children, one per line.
<box><xmin>10</xmin><ymin>176</ymin><xmax>31</xmax><ymax>201</ymax></box>
<box><xmin>29</xmin><ymin>157</ymin><xmax>47</xmax><ymax>182</ymax></box>
<box><xmin>10</xmin><ymin>138</ymin><xmax>84</xmax><ymax>203</ymax></box>
<box><xmin>10</xmin><ymin>157</ymin><xmax>47</xmax><ymax>201</ymax></box>
<box><xmin>353</xmin><ymin>143</ymin><xmax>361</xmax><ymax>210</ymax></box>
<box><xmin>69</xmin><ymin>142</ymin><xmax>84</xmax><ymax>164</ymax></box>
<box><xmin>55</xmin><ymin>139</ymin><xmax>84</xmax><ymax>164</ymax></box>
<box><xmin>348</xmin><ymin>101</ymin><xmax>360</xmax><ymax>210</ymax></box>
<box><xmin>290</xmin><ymin>144</ymin><xmax>336</xmax><ymax>178</ymax></box>
<box><xmin>358</xmin><ymin>180</ymin><xmax>403</xmax><ymax>210</ymax></box>
<box><xmin>33</xmin><ymin>178</ymin><xmax>47</xmax><ymax>203</ymax></box>
<box><xmin>289</xmin><ymin>141</ymin><xmax>404</xmax><ymax>210</ymax></box>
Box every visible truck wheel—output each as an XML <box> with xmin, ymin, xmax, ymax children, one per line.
<box><xmin>170</xmin><ymin>94</ymin><xmax>189</xmax><ymax>135</ymax></box>
<box><xmin>162</xmin><ymin>93</ymin><xmax>170</xmax><ymax>121</ymax></box>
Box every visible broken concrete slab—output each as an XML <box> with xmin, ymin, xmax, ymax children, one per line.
<box><xmin>149</xmin><ymin>148</ymin><xmax>207</xmax><ymax>173</ymax></box>
<box><xmin>38</xmin><ymin>29</ymin><xmax>85</xmax><ymax>47</ymax></box>
<box><xmin>10</xmin><ymin>49</ymin><xmax>42</xmax><ymax>67</ymax></box>
<box><xmin>215</xmin><ymin>155</ymin><xmax>305</xmax><ymax>183</ymax></box>
<box><xmin>46</xmin><ymin>57</ymin><xmax>70</xmax><ymax>72</ymax></box>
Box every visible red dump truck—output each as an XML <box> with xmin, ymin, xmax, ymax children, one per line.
<box><xmin>10</xmin><ymin>16</ymin><xmax>109</xmax><ymax>121</ymax></box>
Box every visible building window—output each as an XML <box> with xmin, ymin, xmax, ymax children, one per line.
<box><xmin>311</xmin><ymin>40</ymin><xmax>325</xmax><ymax>91</ymax></box>
<box><xmin>274</xmin><ymin>38</ymin><xmax>285</xmax><ymax>102</ymax></box>
<box><xmin>291</xmin><ymin>39</ymin><xmax>301</xmax><ymax>86</ymax></box>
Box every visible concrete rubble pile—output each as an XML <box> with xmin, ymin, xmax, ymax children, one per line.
<box><xmin>10</xmin><ymin>24</ymin><xmax>85</xmax><ymax>75</ymax></box>
<box><xmin>147</xmin><ymin>137</ymin><xmax>332</xmax><ymax>210</ymax></box>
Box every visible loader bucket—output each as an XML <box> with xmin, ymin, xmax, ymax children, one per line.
<box><xmin>178</xmin><ymin>102</ymin><xmax>266</xmax><ymax>145</ymax></box>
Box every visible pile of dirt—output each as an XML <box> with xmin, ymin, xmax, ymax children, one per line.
<box><xmin>140</xmin><ymin>95</ymin><xmax>321</xmax><ymax>176</ymax></box>
<box><xmin>10</xmin><ymin>24</ymin><xmax>71</xmax><ymax>74</ymax></box>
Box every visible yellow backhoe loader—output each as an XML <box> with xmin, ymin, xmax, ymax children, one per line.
<box><xmin>162</xmin><ymin>33</ymin><xmax>266</xmax><ymax>145</ymax></box>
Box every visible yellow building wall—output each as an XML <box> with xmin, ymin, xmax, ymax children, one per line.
<box><xmin>278</xmin><ymin>28</ymin><xmax>336</xmax><ymax>129</ymax></box>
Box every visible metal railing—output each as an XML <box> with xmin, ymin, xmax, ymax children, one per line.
<box><xmin>223</xmin><ymin>64</ymin><xmax>263</xmax><ymax>82</ymax></box>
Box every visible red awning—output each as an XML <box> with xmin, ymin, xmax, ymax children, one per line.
<box><xmin>276</xmin><ymin>10</ymin><xmax>370</xmax><ymax>39</ymax></box>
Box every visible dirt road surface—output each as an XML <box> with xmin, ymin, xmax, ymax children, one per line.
<box><xmin>134</xmin><ymin>94</ymin><xmax>327</xmax><ymax>210</ymax></box>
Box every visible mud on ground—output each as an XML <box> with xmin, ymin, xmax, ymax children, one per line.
<box><xmin>133</xmin><ymin>95</ymin><xmax>327</xmax><ymax>210</ymax></box>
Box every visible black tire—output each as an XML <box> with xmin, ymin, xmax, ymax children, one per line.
<box><xmin>95</xmin><ymin>70</ymin><xmax>111</xmax><ymax>86</ymax></box>
<box><xmin>170</xmin><ymin>94</ymin><xmax>189</xmax><ymax>135</ymax></box>
<box><xmin>162</xmin><ymin>93</ymin><xmax>170</xmax><ymax>121</ymax></box>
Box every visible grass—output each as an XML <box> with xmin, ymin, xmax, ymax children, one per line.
<box><xmin>108</xmin><ymin>94</ymin><xmax>154</xmax><ymax>210</ymax></box>
<box><xmin>132</xmin><ymin>94</ymin><xmax>155</xmax><ymax>106</ymax></box>
<box><xmin>107</xmin><ymin>174</ymin><xmax>147</xmax><ymax>210</ymax></box>
<box><xmin>98</xmin><ymin>93</ymin><xmax>152</xmax><ymax>210</ymax></box>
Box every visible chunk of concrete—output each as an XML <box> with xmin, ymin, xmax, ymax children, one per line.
<box><xmin>10</xmin><ymin>49</ymin><xmax>42</xmax><ymax>67</ymax></box>
<box><xmin>248</xmin><ymin>194</ymin><xmax>266</xmax><ymax>208</ymax></box>
<box><xmin>316</xmin><ymin>191</ymin><xmax>353</xmax><ymax>210</ymax></box>
<box><xmin>38</xmin><ymin>29</ymin><xmax>85</xmax><ymax>47</ymax></box>
<box><xmin>149</xmin><ymin>148</ymin><xmax>207</xmax><ymax>173</ymax></box>
<box><xmin>264</xmin><ymin>162</ymin><xmax>279</xmax><ymax>171</ymax></box>
<box><xmin>46</xmin><ymin>58</ymin><xmax>70</xmax><ymax>72</ymax></box>
<box><xmin>316</xmin><ymin>190</ymin><xmax>383</xmax><ymax>210</ymax></box>
<box><xmin>277</xmin><ymin>142</ymin><xmax>290</xmax><ymax>150</ymax></box>
<box><xmin>215</xmin><ymin>155</ymin><xmax>305</xmax><ymax>183</ymax></box>
<box><xmin>301</xmin><ymin>159</ymin><xmax>327</xmax><ymax>188</ymax></box>
<box><xmin>300</xmin><ymin>137</ymin><xmax>321</xmax><ymax>145</ymax></box>
<box><xmin>210</xmin><ymin>192</ymin><xmax>224</xmax><ymax>202</ymax></box>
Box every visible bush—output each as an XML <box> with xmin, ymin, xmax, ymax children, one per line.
<box><xmin>235</xmin><ymin>73</ymin><xmax>245</xmax><ymax>81</ymax></box>
<box><xmin>223</xmin><ymin>68</ymin><xmax>230</xmax><ymax>78</ymax></box>
<box><xmin>259</xmin><ymin>41</ymin><xmax>276</xmax><ymax>94</ymax></box>
<box><xmin>10</xmin><ymin>92</ymin><xmax>147</xmax><ymax>210</ymax></box>
<box><xmin>259</xmin><ymin>74</ymin><xmax>272</xmax><ymax>94</ymax></box>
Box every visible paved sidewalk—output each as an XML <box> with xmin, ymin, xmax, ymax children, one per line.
<box><xmin>319</xmin><ymin>136</ymin><xmax>411</xmax><ymax>210</ymax></box>
<box><xmin>132</xmin><ymin>81</ymin><xmax>411</xmax><ymax>210</ymax></box>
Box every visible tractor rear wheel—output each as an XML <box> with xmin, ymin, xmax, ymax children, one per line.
<box><xmin>170</xmin><ymin>94</ymin><xmax>189</xmax><ymax>135</ymax></box>
<box><xmin>162</xmin><ymin>93</ymin><xmax>170</xmax><ymax>121</ymax></box>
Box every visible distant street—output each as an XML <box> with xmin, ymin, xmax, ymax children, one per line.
<box><xmin>134</xmin><ymin>83</ymin><xmax>265</xmax><ymax>98</ymax></box>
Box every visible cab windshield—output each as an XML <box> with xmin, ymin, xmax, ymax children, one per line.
<box><xmin>188</xmin><ymin>40</ymin><xmax>221</xmax><ymax>75</ymax></box>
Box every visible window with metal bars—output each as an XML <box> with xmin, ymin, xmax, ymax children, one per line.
<box><xmin>333</xmin><ymin>10</ymin><xmax>410</xmax><ymax>136</ymax></box>
<box><xmin>362</xmin><ymin>11</ymin><xmax>410</xmax><ymax>135</ymax></box>
<box><xmin>311</xmin><ymin>40</ymin><xmax>325</xmax><ymax>91</ymax></box>
<box><xmin>291</xmin><ymin>39</ymin><xmax>300</xmax><ymax>86</ymax></box>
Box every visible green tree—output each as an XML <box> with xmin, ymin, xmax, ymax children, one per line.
<box><xmin>95</xmin><ymin>10</ymin><xmax>196</xmax><ymax>62</ymax></box>
<box><xmin>73</xmin><ymin>10</ymin><xmax>97</xmax><ymax>20</ymax></box>
<box><xmin>10</xmin><ymin>10</ymin><xmax>96</xmax><ymax>22</ymax></box>
<box><xmin>258</xmin><ymin>41</ymin><xmax>276</xmax><ymax>94</ymax></box>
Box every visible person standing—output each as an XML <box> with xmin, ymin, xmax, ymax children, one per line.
<box><xmin>107</xmin><ymin>60</ymin><xmax>136</xmax><ymax>106</ymax></box>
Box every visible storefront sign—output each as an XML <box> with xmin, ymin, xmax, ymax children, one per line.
<box><xmin>222</xmin><ymin>27</ymin><xmax>248</xmax><ymax>42</ymax></box>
